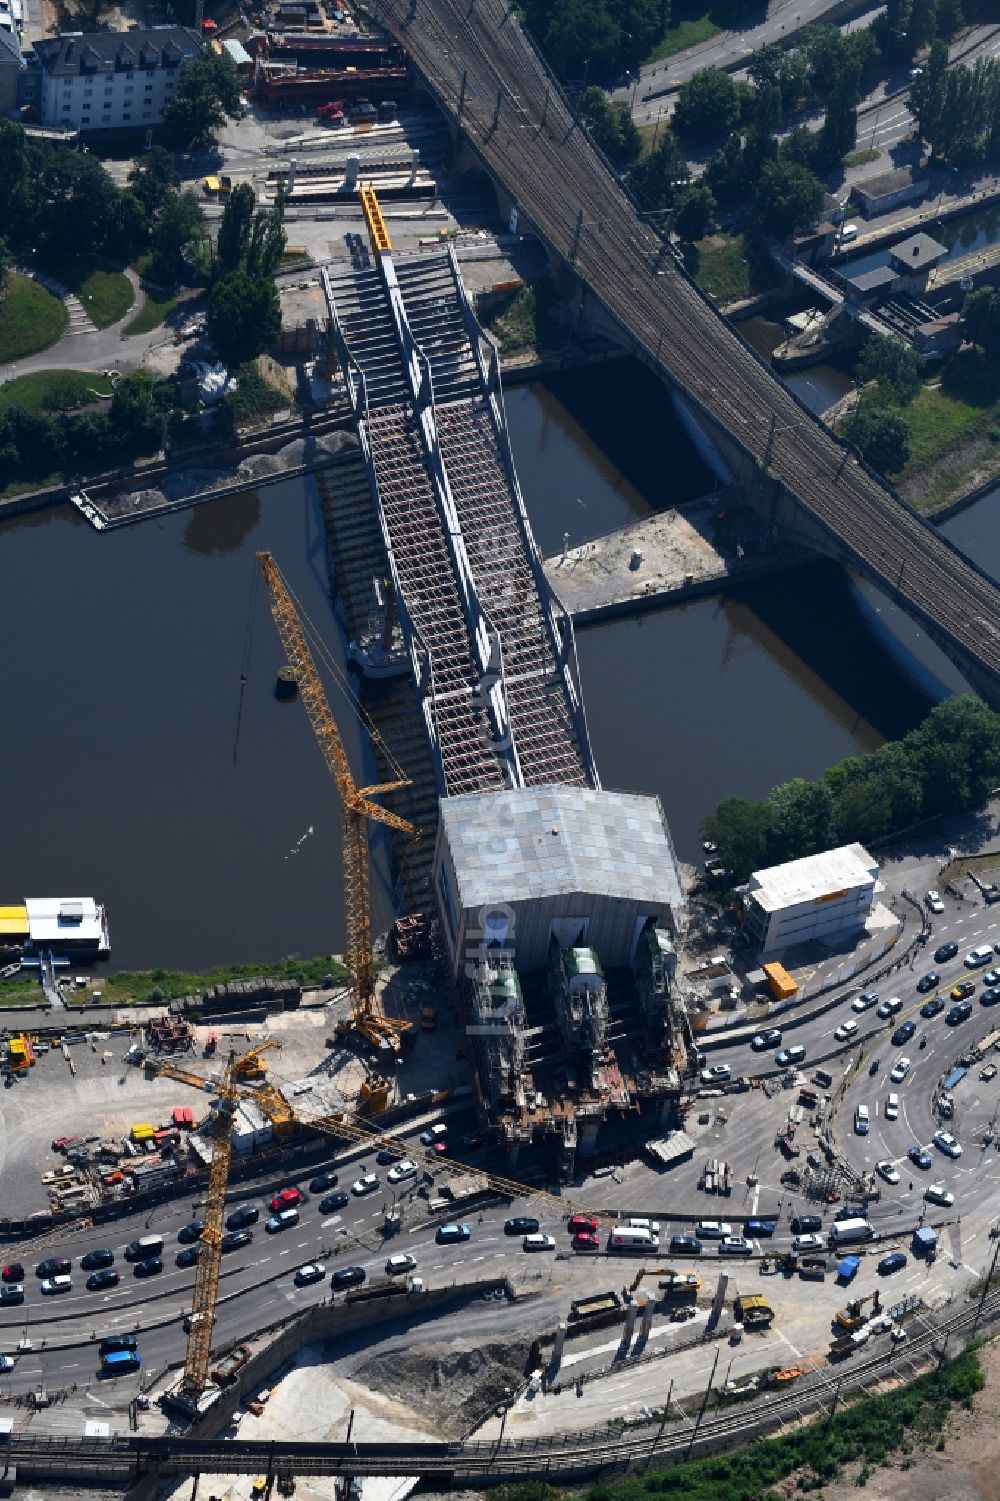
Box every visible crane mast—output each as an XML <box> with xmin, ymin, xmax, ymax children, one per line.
<box><xmin>255</xmin><ymin>551</ymin><xmax>417</xmax><ymax>1044</ymax></box>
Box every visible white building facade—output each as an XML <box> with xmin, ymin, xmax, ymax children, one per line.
<box><xmin>34</xmin><ymin>27</ymin><xmax>199</xmax><ymax>132</ymax></box>
<box><xmin>742</xmin><ymin>842</ymin><xmax>879</xmax><ymax>956</ymax></box>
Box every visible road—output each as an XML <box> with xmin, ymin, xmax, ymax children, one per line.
<box><xmin>611</xmin><ymin>0</ymin><xmax>875</xmax><ymax>113</ymax></box>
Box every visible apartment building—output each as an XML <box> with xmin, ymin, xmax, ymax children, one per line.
<box><xmin>34</xmin><ymin>26</ymin><xmax>200</xmax><ymax>132</ymax></box>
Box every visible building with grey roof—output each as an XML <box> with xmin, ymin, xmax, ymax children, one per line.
<box><xmin>854</xmin><ymin>165</ymin><xmax>929</xmax><ymax>219</ymax></box>
<box><xmin>34</xmin><ymin>26</ymin><xmax>199</xmax><ymax>132</ymax></box>
<box><xmin>0</xmin><ymin>23</ymin><xmax>22</xmax><ymax>114</ymax></box>
<box><xmin>434</xmin><ymin>785</ymin><xmax>683</xmax><ymax>977</ymax></box>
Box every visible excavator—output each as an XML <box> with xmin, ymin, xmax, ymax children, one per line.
<box><xmin>835</xmin><ymin>1289</ymin><xmax>881</xmax><ymax>1331</ymax></box>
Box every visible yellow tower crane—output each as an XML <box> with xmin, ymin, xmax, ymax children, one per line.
<box><xmin>255</xmin><ymin>551</ymin><xmax>418</xmax><ymax>1058</ymax></box>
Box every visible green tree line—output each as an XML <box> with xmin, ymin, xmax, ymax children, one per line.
<box><xmin>703</xmin><ymin>695</ymin><xmax>1000</xmax><ymax>880</ymax></box>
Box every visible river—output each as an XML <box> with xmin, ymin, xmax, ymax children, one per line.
<box><xmin>0</xmin><ymin>361</ymin><xmax>983</xmax><ymax>971</ymax></box>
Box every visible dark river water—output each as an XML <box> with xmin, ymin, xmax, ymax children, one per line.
<box><xmin>0</xmin><ymin>362</ymin><xmax>989</xmax><ymax>972</ymax></box>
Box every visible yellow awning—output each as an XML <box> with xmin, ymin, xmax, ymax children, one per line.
<box><xmin>0</xmin><ymin>905</ymin><xmax>28</xmax><ymax>937</ymax></box>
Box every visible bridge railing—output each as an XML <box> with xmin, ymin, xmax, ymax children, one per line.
<box><xmin>321</xmin><ymin>267</ymin><xmax>448</xmax><ymax>796</ymax></box>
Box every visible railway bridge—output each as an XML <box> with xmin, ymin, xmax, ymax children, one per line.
<box><xmin>371</xmin><ymin>0</ymin><xmax>1000</xmax><ymax>706</ymax></box>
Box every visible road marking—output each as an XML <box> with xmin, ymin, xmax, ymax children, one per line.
<box><xmin>321</xmin><ymin>1217</ymin><xmax>342</xmax><ymax>1229</ymax></box>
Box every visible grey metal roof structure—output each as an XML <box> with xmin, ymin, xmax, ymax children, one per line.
<box><xmin>439</xmin><ymin>786</ymin><xmax>683</xmax><ymax>911</ymax></box>
<box><xmin>889</xmin><ymin>232</ymin><xmax>948</xmax><ymax>272</ymax></box>
<box><xmin>34</xmin><ymin>26</ymin><xmax>199</xmax><ymax>77</ymax></box>
<box><xmin>849</xmin><ymin>266</ymin><xmax>896</xmax><ymax>294</ymax></box>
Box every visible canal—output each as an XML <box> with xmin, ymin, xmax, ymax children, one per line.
<box><xmin>0</xmin><ymin>360</ymin><xmax>981</xmax><ymax>972</ymax></box>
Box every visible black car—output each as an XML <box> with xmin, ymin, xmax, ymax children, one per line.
<box><xmin>921</xmin><ymin>996</ymin><xmax>946</xmax><ymax>1019</ymax></box>
<box><xmin>309</xmin><ymin>1171</ymin><xmax>339</xmax><ymax>1194</ymax></box>
<box><xmin>225</xmin><ymin>1205</ymin><xmax>260</xmax><ymax>1230</ymax></box>
<box><xmin>331</xmin><ymin>1266</ymin><xmax>367</xmax><ymax>1289</ymax></box>
<box><xmin>947</xmin><ymin>1000</ymin><xmax>973</xmax><ymax>1025</ymax></box>
<box><xmin>669</xmin><ymin>1234</ymin><xmax>702</xmax><ymax>1255</ymax></box>
<box><xmin>376</xmin><ymin>1150</ymin><xmax>398</xmax><ymax>1166</ymax></box>
<box><xmin>791</xmin><ymin>1215</ymin><xmax>822</xmax><ymax>1234</ymax></box>
<box><xmin>935</xmin><ymin>941</ymin><xmax>959</xmax><ymax>963</ymax></box>
<box><xmin>504</xmin><ymin>1216</ymin><xmax>540</xmax><ymax>1236</ymax></box>
<box><xmin>133</xmin><ymin>1258</ymin><xmax>163</xmax><ymax>1278</ymax></box>
<box><xmin>320</xmin><ymin>1191</ymin><xmax>350</xmax><ymax>1214</ymax></box>
<box><xmin>891</xmin><ymin>1019</ymin><xmax>916</xmax><ymax>1046</ymax></box>
<box><xmin>983</xmin><ymin>987</ymin><xmax>1000</xmax><ymax>1007</ymax></box>
<box><xmin>834</xmin><ymin>1205</ymin><xmax>866</xmax><ymax>1222</ymax></box>
<box><xmin>80</xmin><ymin>1249</ymin><xmax>114</xmax><ymax>1271</ymax></box>
<box><xmin>0</xmin><ymin>1286</ymin><xmax>24</xmax><ymax>1304</ymax></box>
<box><xmin>221</xmin><ymin>1229</ymin><xmax>253</xmax><ymax>1254</ymax></box>
<box><xmin>178</xmin><ymin>1222</ymin><xmax>205</xmax><ymax>1244</ymax></box>
<box><xmin>176</xmin><ymin>1246</ymin><xmax>201</xmax><ymax>1268</ymax></box>
<box><xmin>36</xmin><ymin>1258</ymin><xmax>70</xmax><ymax>1279</ymax></box>
<box><xmin>916</xmin><ymin>971</ymin><xmax>940</xmax><ymax>994</ymax></box>
<box><xmin>86</xmin><ymin>1269</ymin><xmax>120</xmax><ymax>1291</ymax></box>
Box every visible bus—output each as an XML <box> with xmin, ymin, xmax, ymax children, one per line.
<box><xmin>101</xmin><ymin>1350</ymin><xmax>140</xmax><ymax>1377</ymax></box>
<box><xmin>607</xmin><ymin>1225</ymin><xmax>659</xmax><ymax>1253</ymax></box>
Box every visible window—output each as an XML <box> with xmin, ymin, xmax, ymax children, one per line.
<box><xmin>144</xmin><ymin>82</ymin><xmax>153</xmax><ymax>91</ymax></box>
<box><xmin>142</xmin><ymin>108</ymin><xmax>151</xmax><ymax>118</ymax></box>
<box><xmin>83</xmin><ymin>86</ymin><xmax>92</xmax><ymax>95</ymax></box>
<box><xmin>144</xmin><ymin>68</ymin><xmax>154</xmax><ymax>77</ymax></box>
<box><xmin>122</xmin><ymin>111</ymin><xmax>130</xmax><ymax>120</ymax></box>
<box><xmin>124</xmin><ymin>84</ymin><xmax>133</xmax><ymax>93</ymax></box>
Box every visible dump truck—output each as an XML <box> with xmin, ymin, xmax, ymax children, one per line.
<box><xmin>210</xmin><ymin>1345</ymin><xmax>251</xmax><ymax>1387</ymax></box>
<box><xmin>570</xmin><ymin>1291</ymin><xmax>621</xmax><ymax>1321</ymax></box>
<box><xmin>734</xmin><ymin>1293</ymin><xmax>773</xmax><ymax>1329</ymax></box>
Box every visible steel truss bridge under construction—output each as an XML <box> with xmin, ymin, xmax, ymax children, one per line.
<box><xmin>367</xmin><ymin>0</ymin><xmax>1000</xmax><ymax>704</ymax></box>
<box><xmin>5</xmin><ymin>1288</ymin><xmax>997</xmax><ymax>1487</ymax></box>
<box><xmin>323</xmin><ymin>194</ymin><xmax>598</xmax><ymax>799</ymax></box>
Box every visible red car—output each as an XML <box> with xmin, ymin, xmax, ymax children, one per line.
<box><xmin>572</xmin><ymin>1232</ymin><xmax>601</xmax><ymax>1252</ymax></box>
<box><xmin>431</xmin><ymin>1141</ymin><xmax>448</xmax><ymax>1156</ymax></box>
<box><xmin>568</xmin><ymin>1214</ymin><xmax>599</xmax><ymax>1235</ymax></box>
<box><xmin>269</xmin><ymin>1188</ymin><xmax>302</xmax><ymax>1212</ymax></box>
<box><xmin>1</xmin><ymin>1264</ymin><xmax>24</xmax><ymax>1282</ymax></box>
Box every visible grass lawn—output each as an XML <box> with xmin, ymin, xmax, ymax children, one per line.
<box><xmin>688</xmin><ymin>232</ymin><xmax>778</xmax><ymax>304</ymax></box>
<box><xmin>124</xmin><ymin>287</ymin><xmax>177</xmax><ymax>336</ymax></box>
<box><xmin>648</xmin><ymin>14</ymin><xmax>720</xmax><ymax>60</ymax></box>
<box><xmin>481</xmin><ymin>281</ymin><xmax>561</xmax><ymax>356</ymax></box>
<box><xmin>0</xmin><ymin>978</ymin><xmax>46</xmax><ymax>1007</ymax></box>
<box><xmin>0</xmin><ymin>273</ymin><xmax>68</xmax><ymax>361</ymax></box>
<box><xmin>899</xmin><ymin>348</ymin><xmax>1000</xmax><ymax>474</ymax></box>
<box><xmin>63</xmin><ymin>265</ymin><xmax>134</xmax><ymax>330</ymax></box>
<box><xmin>92</xmin><ymin>954</ymin><xmax>349</xmax><ymax>1006</ymax></box>
<box><xmin>843</xmin><ymin>148</ymin><xmax>880</xmax><ymax>169</ymax></box>
<box><xmin>0</xmin><ymin>368</ymin><xmax>113</xmax><ymax>414</ymax></box>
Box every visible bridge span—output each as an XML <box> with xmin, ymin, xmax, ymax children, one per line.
<box><xmin>374</xmin><ymin>0</ymin><xmax>1000</xmax><ymax>704</ymax></box>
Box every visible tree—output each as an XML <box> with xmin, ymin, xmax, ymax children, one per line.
<box><xmin>704</xmin><ymin>134</ymin><xmax>746</xmax><ymax>204</ymax></box>
<box><xmin>108</xmin><ymin>189</ymin><xmax>150</xmax><ymax>259</ymax></box>
<box><xmin>858</xmin><ymin>333</ymin><xmax>925</xmax><ymax>404</ymax></box>
<box><xmin>702</xmin><ymin>796</ymin><xmax>772</xmax><ymax>881</ymax></box>
<box><xmin>909</xmin><ymin>38</ymin><xmax>948</xmax><ymax>151</ymax></box>
<box><xmin>110</xmin><ymin>371</ymin><xmax>170</xmax><ymax>452</ymax></box>
<box><xmin>843</xmin><ymin>393</ymin><xmax>911</xmax><ymax>474</ymax></box>
<box><xmin>908</xmin><ymin>0</ymin><xmax>937</xmax><ymax>53</ymax></box>
<box><xmin>128</xmin><ymin>146</ymin><xmax>180</xmax><ymax>218</ymax></box>
<box><xmin>150</xmin><ymin>190</ymin><xmax>206</xmax><ymax>285</ymax></box>
<box><xmin>673</xmin><ymin>184</ymin><xmax>715</xmax><ymax>240</ymax></box>
<box><xmin>162</xmin><ymin>49</ymin><xmax>242</xmax><ymax>148</ymax></box>
<box><xmin>934</xmin><ymin>0</ymin><xmax>963</xmax><ymax>36</ymax></box>
<box><xmin>743</xmin><ymin>80</ymin><xmax>781</xmax><ymax>181</ymax></box>
<box><xmin>0</xmin><ymin>235</ymin><xmax>10</xmax><ymax>300</ymax></box>
<box><xmin>813</xmin><ymin>46</ymin><xmax>861</xmax><ymax>170</ymax></box>
<box><xmin>539</xmin><ymin>0</ymin><xmax>620</xmax><ymax>84</ymax></box>
<box><xmin>765</xmin><ymin>777</ymin><xmax>834</xmax><ymax>863</ymax></box>
<box><xmin>580</xmin><ymin>87</ymin><xmax>641</xmax><ymax>167</ymax></box>
<box><xmin>207</xmin><ymin>270</ymin><xmax>281</xmax><ymax>368</ymax></box>
<box><xmin>962</xmin><ymin>287</ymin><xmax>1000</xmax><ymax>355</ymax></box>
<box><xmin>672</xmin><ymin>68</ymin><xmax>741</xmax><ymax>138</ymax></box>
<box><xmin>629</xmin><ymin>127</ymin><xmax>689</xmax><ymax>213</ymax></box>
<box><xmin>753</xmin><ymin>158</ymin><xmax>824</xmax><ymax>235</ymax></box>
<box><xmin>215</xmin><ymin>182</ymin><xmax>256</xmax><ymax>279</ymax></box>
<box><xmin>878</xmin><ymin>0</ymin><xmax>913</xmax><ymax>60</ymax></box>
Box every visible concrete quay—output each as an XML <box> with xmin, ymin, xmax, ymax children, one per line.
<box><xmin>543</xmin><ymin>494</ymin><xmax>809</xmax><ymax>623</ymax></box>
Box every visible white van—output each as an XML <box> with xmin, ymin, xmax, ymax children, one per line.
<box><xmin>854</xmin><ymin>1104</ymin><xmax>870</xmax><ymax>1135</ymax></box>
<box><xmin>608</xmin><ymin>1225</ymin><xmax>659</xmax><ymax>1252</ymax></box>
<box><xmin>626</xmin><ymin>1217</ymin><xmax>661</xmax><ymax>1235</ymax></box>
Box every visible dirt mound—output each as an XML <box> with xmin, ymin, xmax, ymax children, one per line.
<box><xmin>353</xmin><ymin>1339</ymin><xmax>531</xmax><ymax>1437</ymax></box>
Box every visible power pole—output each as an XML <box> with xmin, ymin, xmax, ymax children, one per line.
<box><xmin>974</xmin><ymin>1231</ymin><xmax>1000</xmax><ymax>1334</ymax></box>
<box><xmin>685</xmin><ymin>1346</ymin><xmax>720</xmax><ymax>1460</ymax></box>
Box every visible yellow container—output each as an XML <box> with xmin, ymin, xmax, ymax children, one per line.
<box><xmin>131</xmin><ymin>1123</ymin><xmax>155</xmax><ymax>1141</ymax></box>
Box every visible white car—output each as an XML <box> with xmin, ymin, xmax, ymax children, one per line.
<box><xmin>386</xmin><ymin>1159</ymin><xmax>418</xmax><ymax>1185</ymax></box>
<box><xmin>876</xmin><ymin>1159</ymin><xmax>900</xmax><ymax>1184</ymax></box>
<box><xmin>626</xmin><ymin>1217</ymin><xmax>661</xmax><ymax>1235</ymax></box>
<box><xmin>351</xmin><ymin>1174</ymin><xmax>381</xmax><ymax>1196</ymax></box>
<box><xmin>695</xmin><ymin>1220</ymin><xmax>733</xmax><ymax>1239</ymax></box>
<box><xmin>876</xmin><ymin>997</ymin><xmax>903</xmax><ymax>1019</ymax></box>
<box><xmin>385</xmin><ymin>1253</ymin><xmax>418</xmax><ymax>1275</ymax></box>
<box><xmin>852</xmin><ymin>992</ymin><xmax>877</xmax><ymax>1013</ymax></box>
<box><xmin>0</xmin><ymin>1356</ymin><xmax>14</xmax><ymax>1372</ymax></box>
<box><xmin>835</xmin><ymin>1019</ymin><xmax>859</xmax><ymax>1042</ymax></box>
<box><xmin>925</xmin><ymin>890</ymin><xmax>945</xmax><ymax>914</ymax></box>
<box><xmin>932</xmin><ymin>1129</ymin><xmax>962</xmax><ymax>1158</ymax></box>
<box><xmin>419</xmin><ymin>1124</ymin><xmax>448</xmax><ymax>1146</ymax></box>
<box><xmin>885</xmin><ymin>1092</ymin><xmax>900</xmax><ymax>1121</ymax></box>
<box><xmin>890</xmin><ymin>1057</ymin><xmax>911</xmax><ymax>1083</ymax></box>
<box><xmin>792</xmin><ymin>1233</ymin><xmax>824</xmax><ymax>1253</ymax></box>
<box><xmin>854</xmin><ymin>1104</ymin><xmax>870</xmax><ymax>1135</ymax></box>
<box><xmin>523</xmin><ymin>1233</ymin><xmax>556</xmax><ymax>1252</ymax></box>
<box><xmin>924</xmin><ymin>1184</ymin><xmax>955</xmax><ymax>1207</ymax></box>
<box><xmin>700</xmin><ymin>1064</ymin><xmax>732</xmax><ymax>1085</ymax></box>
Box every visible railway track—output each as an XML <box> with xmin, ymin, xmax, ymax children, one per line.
<box><xmin>374</xmin><ymin>0</ymin><xmax>1000</xmax><ymax>692</ymax></box>
<box><xmin>5</xmin><ymin>1290</ymin><xmax>999</xmax><ymax>1481</ymax></box>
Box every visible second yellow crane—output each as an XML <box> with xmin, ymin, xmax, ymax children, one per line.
<box><xmin>256</xmin><ymin>551</ymin><xmax>418</xmax><ymax>1058</ymax></box>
